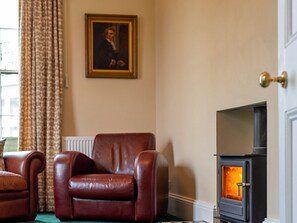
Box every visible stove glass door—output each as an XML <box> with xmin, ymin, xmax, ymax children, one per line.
<box><xmin>222</xmin><ymin>165</ymin><xmax>243</xmax><ymax>201</ymax></box>
<box><xmin>219</xmin><ymin>159</ymin><xmax>248</xmax><ymax>222</ymax></box>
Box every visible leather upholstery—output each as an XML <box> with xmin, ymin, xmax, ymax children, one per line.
<box><xmin>0</xmin><ymin>150</ymin><xmax>46</xmax><ymax>221</ymax></box>
<box><xmin>0</xmin><ymin>171</ymin><xmax>27</xmax><ymax>191</ymax></box>
<box><xmin>54</xmin><ymin>133</ymin><xmax>168</xmax><ymax>222</ymax></box>
<box><xmin>69</xmin><ymin>174</ymin><xmax>135</xmax><ymax>200</ymax></box>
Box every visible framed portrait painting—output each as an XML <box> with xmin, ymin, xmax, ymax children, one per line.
<box><xmin>85</xmin><ymin>14</ymin><xmax>137</xmax><ymax>78</ymax></box>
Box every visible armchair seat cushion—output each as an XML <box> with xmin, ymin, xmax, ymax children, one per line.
<box><xmin>69</xmin><ymin>174</ymin><xmax>135</xmax><ymax>200</ymax></box>
<box><xmin>0</xmin><ymin>171</ymin><xmax>27</xmax><ymax>191</ymax></box>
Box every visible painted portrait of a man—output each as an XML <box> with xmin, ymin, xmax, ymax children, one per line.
<box><xmin>85</xmin><ymin>14</ymin><xmax>137</xmax><ymax>78</ymax></box>
<box><xmin>93</xmin><ymin>24</ymin><xmax>129</xmax><ymax>70</ymax></box>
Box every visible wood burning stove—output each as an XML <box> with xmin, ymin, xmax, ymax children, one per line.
<box><xmin>216</xmin><ymin>105</ymin><xmax>267</xmax><ymax>222</ymax></box>
<box><xmin>218</xmin><ymin>154</ymin><xmax>266</xmax><ymax>223</ymax></box>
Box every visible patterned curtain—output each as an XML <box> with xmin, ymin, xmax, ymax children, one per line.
<box><xmin>19</xmin><ymin>0</ymin><xmax>64</xmax><ymax>212</ymax></box>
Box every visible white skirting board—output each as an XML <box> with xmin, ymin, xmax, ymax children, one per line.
<box><xmin>263</xmin><ymin>219</ymin><xmax>280</xmax><ymax>223</ymax></box>
<box><xmin>168</xmin><ymin>193</ymin><xmax>280</xmax><ymax>223</ymax></box>
<box><xmin>168</xmin><ymin>192</ymin><xmax>215</xmax><ymax>222</ymax></box>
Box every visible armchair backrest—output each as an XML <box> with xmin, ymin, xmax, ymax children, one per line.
<box><xmin>92</xmin><ymin>133</ymin><xmax>155</xmax><ymax>175</ymax></box>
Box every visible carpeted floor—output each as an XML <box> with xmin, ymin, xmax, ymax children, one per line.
<box><xmin>12</xmin><ymin>213</ymin><xmax>185</xmax><ymax>223</ymax></box>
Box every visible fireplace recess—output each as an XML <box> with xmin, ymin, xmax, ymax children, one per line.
<box><xmin>216</xmin><ymin>104</ymin><xmax>267</xmax><ymax>222</ymax></box>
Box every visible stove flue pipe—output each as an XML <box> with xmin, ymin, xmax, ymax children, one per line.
<box><xmin>252</xmin><ymin>106</ymin><xmax>267</xmax><ymax>154</ymax></box>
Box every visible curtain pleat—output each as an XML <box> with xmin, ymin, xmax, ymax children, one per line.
<box><xmin>19</xmin><ymin>0</ymin><xmax>63</xmax><ymax>212</ymax></box>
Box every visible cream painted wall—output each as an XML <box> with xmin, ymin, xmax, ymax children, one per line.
<box><xmin>64</xmin><ymin>0</ymin><xmax>279</xmax><ymax>220</ymax></box>
<box><xmin>155</xmin><ymin>0</ymin><xmax>279</xmax><ymax>220</ymax></box>
<box><xmin>63</xmin><ymin>0</ymin><xmax>156</xmax><ymax>135</ymax></box>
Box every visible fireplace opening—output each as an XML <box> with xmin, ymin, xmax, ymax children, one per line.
<box><xmin>216</xmin><ymin>102</ymin><xmax>267</xmax><ymax>223</ymax></box>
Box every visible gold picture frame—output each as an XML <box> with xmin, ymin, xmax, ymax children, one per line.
<box><xmin>85</xmin><ymin>14</ymin><xmax>137</xmax><ymax>78</ymax></box>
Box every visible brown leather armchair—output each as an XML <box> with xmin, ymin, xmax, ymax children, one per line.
<box><xmin>54</xmin><ymin>133</ymin><xmax>168</xmax><ymax>222</ymax></box>
<box><xmin>0</xmin><ymin>150</ymin><xmax>46</xmax><ymax>221</ymax></box>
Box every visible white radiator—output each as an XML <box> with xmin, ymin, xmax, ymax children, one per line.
<box><xmin>62</xmin><ymin>136</ymin><xmax>94</xmax><ymax>158</ymax></box>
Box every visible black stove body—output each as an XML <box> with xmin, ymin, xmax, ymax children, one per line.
<box><xmin>218</xmin><ymin>154</ymin><xmax>267</xmax><ymax>223</ymax></box>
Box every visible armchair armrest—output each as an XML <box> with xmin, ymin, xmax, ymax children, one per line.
<box><xmin>53</xmin><ymin>151</ymin><xmax>93</xmax><ymax>220</ymax></box>
<box><xmin>3</xmin><ymin>150</ymin><xmax>46</xmax><ymax>180</ymax></box>
<box><xmin>134</xmin><ymin>150</ymin><xmax>168</xmax><ymax>222</ymax></box>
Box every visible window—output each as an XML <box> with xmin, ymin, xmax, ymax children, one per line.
<box><xmin>0</xmin><ymin>0</ymin><xmax>19</xmax><ymax>151</ymax></box>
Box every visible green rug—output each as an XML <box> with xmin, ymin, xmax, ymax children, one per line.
<box><xmin>14</xmin><ymin>213</ymin><xmax>184</xmax><ymax>223</ymax></box>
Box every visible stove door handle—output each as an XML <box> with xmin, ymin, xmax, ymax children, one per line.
<box><xmin>236</xmin><ymin>182</ymin><xmax>251</xmax><ymax>196</ymax></box>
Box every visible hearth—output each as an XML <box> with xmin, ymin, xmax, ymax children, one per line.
<box><xmin>215</xmin><ymin>105</ymin><xmax>267</xmax><ymax>223</ymax></box>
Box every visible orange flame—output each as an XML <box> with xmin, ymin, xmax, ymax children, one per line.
<box><xmin>222</xmin><ymin>166</ymin><xmax>242</xmax><ymax>201</ymax></box>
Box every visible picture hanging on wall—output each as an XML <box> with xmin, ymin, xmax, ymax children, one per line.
<box><xmin>85</xmin><ymin>14</ymin><xmax>137</xmax><ymax>78</ymax></box>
